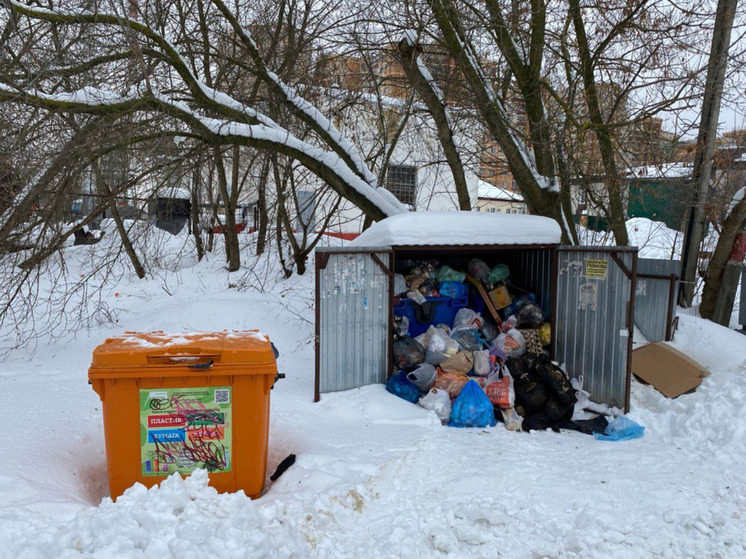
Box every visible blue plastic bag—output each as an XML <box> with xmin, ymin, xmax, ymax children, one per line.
<box><xmin>386</xmin><ymin>372</ymin><xmax>421</xmax><ymax>403</ymax></box>
<box><xmin>439</xmin><ymin>281</ymin><xmax>468</xmax><ymax>299</ymax></box>
<box><xmin>448</xmin><ymin>380</ymin><xmax>497</xmax><ymax>428</ymax></box>
<box><xmin>593</xmin><ymin>415</ymin><xmax>645</xmax><ymax>441</ymax></box>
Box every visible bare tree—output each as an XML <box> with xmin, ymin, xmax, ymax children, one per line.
<box><xmin>417</xmin><ymin>0</ymin><xmax>577</xmax><ymax>243</ymax></box>
<box><xmin>366</xmin><ymin>0</ymin><xmax>716</xmax><ymax>246</ymax></box>
<box><xmin>679</xmin><ymin>0</ymin><xmax>740</xmax><ymax>307</ymax></box>
<box><xmin>1</xmin><ymin>0</ymin><xmax>406</xmax><ymax>230</ymax></box>
<box><xmin>699</xmin><ymin>190</ymin><xmax>745</xmax><ymax>320</ymax></box>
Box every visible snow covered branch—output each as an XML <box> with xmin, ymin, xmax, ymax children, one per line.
<box><xmin>4</xmin><ymin>0</ymin><xmax>406</xmax><ymax>221</ymax></box>
<box><xmin>208</xmin><ymin>0</ymin><xmax>380</xmax><ymax>189</ymax></box>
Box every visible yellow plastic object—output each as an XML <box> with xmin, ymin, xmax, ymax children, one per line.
<box><xmin>88</xmin><ymin>330</ymin><xmax>277</xmax><ymax>500</ymax></box>
<box><xmin>538</xmin><ymin>322</ymin><xmax>551</xmax><ymax>346</ymax></box>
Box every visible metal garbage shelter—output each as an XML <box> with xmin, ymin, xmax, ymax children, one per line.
<box><xmin>315</xmin><ymin>212</ymin><xmax>638</xmax><ymax>411</ymax></box>
<box><xmin>634</xmin><ymin>258</ymin><xmax>680</xmax><ymax>342</ymax></box>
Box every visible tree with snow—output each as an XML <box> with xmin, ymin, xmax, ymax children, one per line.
<box><xmin>0</xmin><ymin>0</ymin><xmax>406</xmax><ymax>266</ymax></box>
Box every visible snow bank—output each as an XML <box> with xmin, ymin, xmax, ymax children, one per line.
<box><xmin>626</xmin><ymin>217</ymin><xmax>683</xmax><ymax>259</ymax></box>
<box><xmin>578</xmin><ymin>217</ymin><xmax>684</xmax><ymax>259</ymax></box>
<box><xmin>6</xmin><ymin>471</ymin><xmax>304</xmax><ymax>558</ymax></box>
<box><xmin>350</xmin><ymin>211</ymin><xmax>561</xmax><ymax>247</ymax></box>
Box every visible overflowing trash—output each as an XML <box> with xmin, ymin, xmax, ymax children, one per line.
<box><xmin>388</xmin><ymin>258</ymin><xmax>639</xmax><ymax>436</ymax></box>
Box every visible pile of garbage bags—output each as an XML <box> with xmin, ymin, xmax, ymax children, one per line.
<box><xmin>387</xmin><ymin>258</ymin><xmax>631</xmax><ymax>434</ymax></box>
<box><xmin>390</xmin><ymin>319</ymin><xmax>576</xmax><ymax>430</ymax></box>
<box><xmin>394</xmin><ymin>258</ymin><xmax>551</xmax><ymax>348</ymax></box>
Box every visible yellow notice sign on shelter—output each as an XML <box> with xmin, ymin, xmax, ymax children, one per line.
<box><xmin>585</xmin><ymin>258</ymin><xmax>607</xmax><ymax>280</ymax></box>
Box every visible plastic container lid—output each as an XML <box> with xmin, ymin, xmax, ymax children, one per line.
<box><xmin>89</xmin><ymin>330</ymin><xmax>276</xmax><ymax>371</ymax></box>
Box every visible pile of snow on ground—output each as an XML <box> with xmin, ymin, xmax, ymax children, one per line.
<box><xmin>1</xmin><ymin>225</ymin><xmax>745</xmax><ymax>558</ymax></box>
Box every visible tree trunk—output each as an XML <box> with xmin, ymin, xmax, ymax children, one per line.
<box><xmin>699</xmin><ymin>197</ymin><xmax>746</xmax><ymax>319</ymax></box>
<box><xmin>275</xmin><ymin>201</ymin><xmax>292</xmax><ymax>278</ymax></box>
<box><xmin>397</xmin><ymin>39</ymin><xmax>471</xmax><ymax>211</ymax></box>
<box><xmin>213</xmin><ymin>146</ymin><xmax>241</xmax><ymax>272</ymax></box>
<box><xmin>679</xmin><ymin>0</ymin><xmax>739</xmax><ymax>307</ymax></box>
<box><xmin>428</xmin><ymin>0</ymin><xmax>575</xmax><ymax>243</ymax></box>
<box><xmin>190</xmin><ymin>166</ymin><xmax>204</xmax><ymax>262</ymax></box>
<box><xmin>568</xmin><ymin>0</ymin><xmax>629</xmax><ymax>246</ymax></box>
<box><xmin>255</xmin><ymin>157</ymin><xmax>270</xmax><ymax>256</ymax></box>
<box><xmin>95</xmin><ymin>164</ymin><xmax>146</xmax><ymax>279</ymax></box>
<box><xmin>483</xmin><ymin>0</ymin><xmax>555</xmax><ymax>180</ymax></box>
<box><xmin>107</xmin><ymin>194</ymin><xmax>146</xmax><ymax>279</ymax></box>
<box><xmin>272</xmin><ymin>155</ymin><xmax>301</xmax><ymax>276</ymax></box>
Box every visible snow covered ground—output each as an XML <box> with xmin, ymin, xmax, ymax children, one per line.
<box><xmin>1</xmin><ymin>219</ymin><xmax>745</xmax><ymax>558</ymax></box>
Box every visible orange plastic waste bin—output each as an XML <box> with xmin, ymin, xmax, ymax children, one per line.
<box><xmin>88</xmin><ymin>330</ymin><xmax>278</xmax><ymax>500</ymax></box>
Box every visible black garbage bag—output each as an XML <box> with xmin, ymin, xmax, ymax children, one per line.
<box><xmin>544</xmin><ymin>398</ymin><xmax>574</xmax><ymax>424</ymax></box>
<box><xmin>508</xmin><ymin>356</ymin><xmax>550</xmax><ymax>415</ymax></box>
<box><xmin>530</xmin><ymin>354</ymin><xmax>576</xmax><ymax>407</ymax></box>
<box><xmin>409</xmin><ymin>300</ymin><xmax>444</xmax><ymax>324</ymax></box>
<box><xmin>560</xmin><ymin>415</ymin><xmax>610</xmax><ymax>436</ymax></box>
<box><xmin>521</xmin><ymin>411</ymin><xmax>554</xmax><ymax>432</ymax></box>
<box><xmin>507</xmin><ymin>354</ymin><xmax>578</xmax><ymax>431</ymax></box>
<box><xmin>516</xmin><ymin>303</ymin><xmax>544</xmax><ymax>329</ymax></box>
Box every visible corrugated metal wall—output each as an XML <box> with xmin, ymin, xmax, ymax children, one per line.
<box><xmin>504</xmin><ymin>249</ymin><xmax>554</xmax><ymax>318</ymax></box>
<box><xmin>738</xmin><ymin>266</ymin><xmax>746</xmax><ymax>329</ymax></box>
<box><xmin>635</xmin><ymin>258</ymin><xmax>679</xmax><ymax>342</ymax></box>
<box><xmin>316</xmin><ymin>248</ymin><xmax>391</xmax><ymax>396</ymax></box>
<box><xmin>554</xmin><ymin>248</ymin><xmax>635</xmax><ymax>409</ymax></box>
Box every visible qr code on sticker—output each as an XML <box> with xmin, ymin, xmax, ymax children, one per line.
<box><xmin>214</xmin><ymin>389</ymin><xmax>230</xmax><ymax>404</ymax></box>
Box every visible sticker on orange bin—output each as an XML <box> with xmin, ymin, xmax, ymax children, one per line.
<box><xmin>140</xmin><ymin>386</ymin><xmax>232</xmax><ymax>477</ymax></box>
<box><xmin>147</xmin><ymin>414</ymin><xmax>186</xmax><ymax>428</ymax></box>
<box><xmin>187</xmin><ymin>424</ymin><xmax>225</xmax><ymax>441</ymax></box>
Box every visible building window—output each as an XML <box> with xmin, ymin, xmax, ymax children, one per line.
<box><xmin>386</xmin><ymin>165</ymin><xmax>417</xmax><ymax>206</ymax></box>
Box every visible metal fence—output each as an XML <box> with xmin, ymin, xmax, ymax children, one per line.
<box><xmin>635</xmin><ymin>258</ymin><xmax>679</xmax><ymax>342</ymax></box>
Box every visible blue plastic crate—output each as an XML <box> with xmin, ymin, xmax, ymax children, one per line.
<box><xmin>394</xmin><ymin>295</ymin><xmax>469</xmax><ymax>337</ymax></box>
<box><xmin>467</xmin><ymin>283</ymin><xmax>486</xmax><ymax>316</ymax></box>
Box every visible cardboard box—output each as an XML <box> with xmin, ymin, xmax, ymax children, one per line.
<box><xmin>488</xmin><ymin>285</ymin><xmax>512</xmax><ymax>310</ymax></box>
<box><xmin>631</xmin><ymin>342</ymin><xmax>709</xmax><ymax>399</ymax></box>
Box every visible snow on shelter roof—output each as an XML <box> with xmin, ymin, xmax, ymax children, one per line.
<box><xmin>349</xmin><ymin>211</ymin><xmax>561</xmax><ymax>247</ymax></box>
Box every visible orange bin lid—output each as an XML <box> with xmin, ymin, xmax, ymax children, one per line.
<box><xmin>89</xmin><ymin>330</ymin><xmax>276</xmax><ymax>373</ymax></box>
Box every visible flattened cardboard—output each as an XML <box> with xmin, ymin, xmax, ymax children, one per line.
<box><xmin>631</xmin><ymin>342</ymin><xmax>710</xmax><ymax>399</ymax></box>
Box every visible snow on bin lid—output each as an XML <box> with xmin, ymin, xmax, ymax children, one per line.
<box><xmin>89</xmin><ymin>330</ymin><xmax>277</xmax><ymax>370</ymax></box>
<box><xmin>349</xmin><ymin>211</ymin><xmax>561</xmax><ymax>247</ymax></box>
